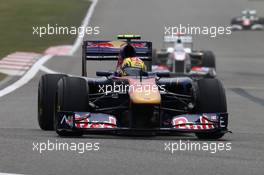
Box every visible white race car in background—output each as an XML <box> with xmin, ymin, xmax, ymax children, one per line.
<box><xmin>231</xmin><ymin>9</ymin><xmax>264</xmax><ymax>31</ymax></box>
<box><xmin>152</xmin><ymin>34</ymin><xmax>216</xmax><ymax>77</ymax></box>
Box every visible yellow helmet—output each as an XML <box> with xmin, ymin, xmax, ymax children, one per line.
<box><xmin>120</xmin><ymin>57</ymin><xmax>146</xmax><ymax>76</ymax></box>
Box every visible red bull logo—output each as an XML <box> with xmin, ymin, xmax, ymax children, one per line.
<box><xmin>172</xmin><ymin>115</ymin><xmax>215</xmax><ymax>130</ymax></box>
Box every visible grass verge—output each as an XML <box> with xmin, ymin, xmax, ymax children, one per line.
<box><xmin>0</xmin><ymin>0</ymin><xmax>91</xmax><ymax>59</ymax></box>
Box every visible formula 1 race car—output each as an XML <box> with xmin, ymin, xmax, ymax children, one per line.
<box><xmin>152</xmin><ymin>34</ymin><xmax>216</xmax><ymax>77</ymax></box>
<box><xmin>231</xmin><ymin>9</ymin><xmax>264</xmax><ymax>31</ymax></box>
<box><xmin>38</xmin><ymin>35</ymin><xmax>229</xmax><ymax>139</ymax></box>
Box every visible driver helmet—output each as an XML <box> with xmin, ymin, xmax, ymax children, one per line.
<box><xmin>120</xmin><ymin>44</ymin><xmax>136</xmax><ymax>59</ymax></box>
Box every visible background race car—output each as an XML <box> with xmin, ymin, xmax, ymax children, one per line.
<box><xmin>152</xmin><ymin>34</ymin><xmax>216</xmax><ymax>77</ymax></box>
<box><xmin>231</xmin><ymin>9</ymin><xmax>264</xmax><ymax>31</ymax></box>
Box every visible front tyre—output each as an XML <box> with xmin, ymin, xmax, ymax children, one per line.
<box><xmin>38</xmin><ymin>74</ymin><xmax>67</xmax><ymax>130</ymax></box>
<box><xmin>55</xmin><ymin>77</ymin><xmax>89</xmax><ymax>137</ymax></box>
<box><xmin>195</xmin><ymin>78</ymin><xmax>227</xmax><ymax>139</ymax></box>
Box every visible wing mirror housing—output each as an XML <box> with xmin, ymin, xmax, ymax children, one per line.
<box><xmin>96</xmin><ymin>71</ymin><xmax>113</xmax><ymax>77</ymax></box>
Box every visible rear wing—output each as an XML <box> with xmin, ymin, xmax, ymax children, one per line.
<box><xmin>83</xmin><ymin>40</ymin><xmax>152</xmax><ymax>60</ymax></box>
<box><xmin>163</xmin><ymin>35</ymin><xmax>193</xmax><ymax>51</ymax></box>
<box><xmin>82</xmin><ymin>40</ymin><xmax>152</xmax><ymax>76</ymax></box>
<box><xmin>164</xmin><ymin>35</ymin><xmax>193</xmax><ymax>43</ymax></box>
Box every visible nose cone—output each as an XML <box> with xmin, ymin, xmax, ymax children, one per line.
<box><xmin>174</xmin><ymin>52</ymin><xmax>186</xmax><ymax>61</ymax></box>
<box><xmin>130</xmin><ymin>88</ymin><xmax>161</xmax><ymax>104</ymax></box>
<box><xmin>128</xmin><ymin>78</ymin><xmax>161</xmax><ymax>104</ymax></box>
<box><xmin>243</xmin><ymin>19</ymin><xmax>251</xmax><ymax>26</ymax></box>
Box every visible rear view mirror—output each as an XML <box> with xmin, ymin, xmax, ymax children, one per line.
<box><xmin>156</xmin><ymin>72</ymin><xmax>170</xmax><ymax>77</ymax></box>
<box><xmin>96</xmin><ymin>71</ymin><xmax>113</xmax><ymax>77</ymax></box>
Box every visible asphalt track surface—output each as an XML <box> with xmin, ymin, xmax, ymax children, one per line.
<box><xmin>1</xmin><ymin>0</ymin><xmax>264</xmax><ymax>174</ymax></box>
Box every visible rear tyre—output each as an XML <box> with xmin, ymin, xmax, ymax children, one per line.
<box><xmin>259</xmin><ymin>18</ymin><xmax>264</xmax><ymax>25</ymax></box>
<box><xmin>201</xmin><ymin>50</ymin><xmax>216</xmax><ymax>69</ymax></box>
<box><xmin>231</xmin><ymin>18</ymin><xmax>237</xmax><ymax>25</ymax></box>
<box><xmin>55</xmin><ymin>77</ymin><xmax>89</xmax><ymax>137</ymax></box>
<box><xmin>38</xmin><ymin>74</ymin><xmax>67</xmax><ymax>130</ymax></box>
<box><xmin>152</xmin><ymin>49</ymin><xmax>157</xmax><ymax>65</ymax></box>
<box><xmin>195</xmin><ymin>78</ymin><xmax>227</xmax><ymax>139</ymax></box>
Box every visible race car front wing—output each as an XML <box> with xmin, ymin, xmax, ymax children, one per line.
<box><xmin>56</xmin><ymin>111</ymin><xmax>228</xmax><ymax>134</ymax></box>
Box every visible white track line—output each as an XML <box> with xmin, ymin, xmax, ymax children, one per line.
<box><xmin>0</xmin><ymin>0</ymin><xmax>98</xmax><ymax>98</ymax></box>
<box><xmin>0</xmin><ymin>55</ymin><xmax>53</xmax><ymax>97</ymax></box>
<box><xmin>40</xmin><ymin>65</ymin><xmax>59</xmax><ymax>74</ymax></box>
<box><xmin>41</xmin><ymin>0</ymin><xmax>98</xmax><ymax>72</ymax></box>
<box><xmin>69</xmin><ymin>0</ymin><xmax>98</xmax><ymax>55</ymax></box>
<box><xmin>0</xmin><ymin>173</ymin><xmax>24</xmax><ymax>175</ymax></box>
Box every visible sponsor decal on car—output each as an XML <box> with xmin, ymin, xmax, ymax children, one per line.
<box><xmin>61</xmin><ymin>113</ymin><xmax>117</xmax><ymax>129</ymax></box>
<box><xmin>89</xmin><ymin>42</ymin><xmax>114</xmax><ymax>48</ymax></box>
<box><xmin>172</xmin><ymin>115</ymin><xmax>215</xmax><ymax>130</ymax></box>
